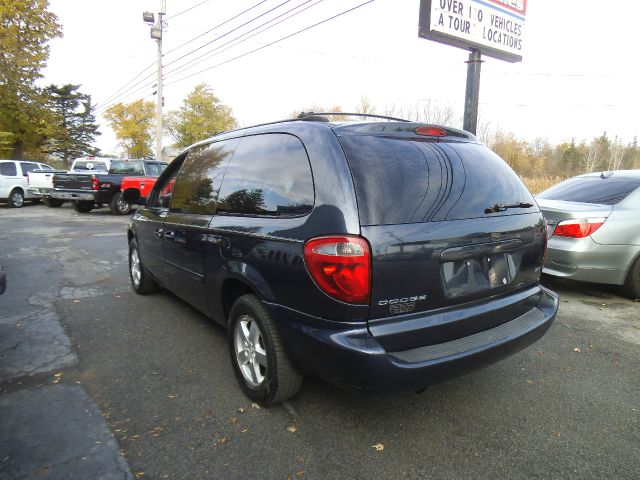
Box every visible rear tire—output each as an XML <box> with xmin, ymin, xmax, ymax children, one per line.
<box><xmin>110</xmin><ymin>192</ymin><xmax>132</xmax><ymax>215</ymax></box>
<box><xmin>43</xmin><ymin>198</ymin><xmax>64</xmax><ymax>208</ymax></box>
<box><xmin>129</xmin><ymin>239</ymin><xmax>159</xmax><ymax>294</ymax></box>
<box><xmin>8</xmin><ymin>189</ymin><xmax>24</xmax><ymax>208</ymax></box>
<box><xmin>73</xmin><ymin>200</ymin><xmax>93</xmax><ymax>213</ymax></box>
<box><xmin>622</xmin><ymin>256</ymin><xmax>640</xmax><ymax>300</ymax></box>
<box><xmin>228</xmin><ymin>294</ymin><xmax>302</xmax><ymax>405</ymax></box>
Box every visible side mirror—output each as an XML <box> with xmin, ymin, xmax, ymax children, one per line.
<box><xmin>122</xmin><ymin>188</ymin><xmax>146</xmax><ymax>205</ymax></box>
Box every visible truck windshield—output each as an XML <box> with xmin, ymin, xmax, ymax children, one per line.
<box><xmin>110</xmin><ymin>161</ymin><xmax>144</xmax><ymax>175</ymax></box>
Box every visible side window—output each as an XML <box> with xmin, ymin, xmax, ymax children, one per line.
<box><xmin>0</xmin><ymin>162</ymin><xmax>17</xmax><ymax>176</ymax></box>
<box><xmin>217</xmin><ymin>134</ymin><xmax>314</xmax><ymax>217</ymax></box>
<box><xmin>20</xmin><ymin>162</ymin><xmax>39</xmax><ymax>176</ymax></box>
<box><xmin>145</xmin><ymin>163</ymin><xmax>166</xmax><ymax>177</ymax></box>
<box><xmin>170</xmin><ymin>139</ymin><xmax>239</xmax><ymax>214</ymax></box>
<box><xmin>149</xmin><ymin>163</ymin><xmax>181</xmax><ymax>209</ymax></box>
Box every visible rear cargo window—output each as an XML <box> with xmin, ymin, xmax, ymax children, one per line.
<box><xmin>338</xmin><ymin>136</ymin><xmax>535</xmax><ymax>226</ymax></box>
<box><xmin>110</xmin><ymin>161</ymin><xmax>144</xmax><ymax>175</ymax></box>
<box><xmin>73</xmin><ymin>161</ymin><xmax>107</xmax><ymax>171</ymax></box>
<box><xmin>536</xmin><ymin>177</ymin><xmax>640</xmax><ymax>205</ymax></box>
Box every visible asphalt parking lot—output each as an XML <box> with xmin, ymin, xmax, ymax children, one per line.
<box><xmin>1</xmin><ymin>204</ymin><xmax>638</xmax><ymax>480</ymax></box>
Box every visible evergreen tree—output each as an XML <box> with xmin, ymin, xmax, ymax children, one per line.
<box><xmin>44</xmin><ymin>84</ymin><xmax>101</xmax><ymax>164</ymax></box>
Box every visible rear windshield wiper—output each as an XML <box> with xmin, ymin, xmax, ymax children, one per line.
<box><xmin>484</xmin><ymin>202</ymin><xmax>533</xmax><ymax>214</ymax></box>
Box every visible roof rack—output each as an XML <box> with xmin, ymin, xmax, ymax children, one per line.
<box><xmin>297</xmin><ymin>111</ymin><xmax>411</xmax><ymax>122</ymax></box>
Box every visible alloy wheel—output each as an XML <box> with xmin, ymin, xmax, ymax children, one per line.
<box><xmin>234</xmin><ymin>315</ymin><xmax>268</xmax><ymax>387</ymax></box>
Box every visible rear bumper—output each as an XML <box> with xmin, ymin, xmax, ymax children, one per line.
<box><xmin>51</xmin><ymin>190</ymin><xmax>96</xmax><ymax>201</ymax></box>
<box><xmin>267</xmin><ymin>286</ymin><xmax>558</xmax><ymax>394</ymax></box>
<box><xmin>543</xmin><ymin>236</ymin><xmax>637</xmax><ymax>285</ymax></box>
<box><xmin>27</xmin><ymin>187</ymin><xmax>52</xmax><ymax>198</ymax></box>
<box><xmin>50</xmin><ymin>190</ymin><xmax>113</xmax><ymax>203</ymax></box>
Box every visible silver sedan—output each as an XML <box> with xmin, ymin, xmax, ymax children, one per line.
<box><xmin>536</xmin><ymin>170</ymin><xmax>640</xmax><ymax>298</ymax></box>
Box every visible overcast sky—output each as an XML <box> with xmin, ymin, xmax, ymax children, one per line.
<box><xmin>42</xmin><ymin>0</ymin><xmax>639</xmax><ymax>155</ymax></box>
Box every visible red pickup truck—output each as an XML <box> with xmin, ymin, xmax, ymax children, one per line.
<box><xmin>120</xmin><ymin>176</ymin><xmax>161</xmax><ymax>211</ymax></box>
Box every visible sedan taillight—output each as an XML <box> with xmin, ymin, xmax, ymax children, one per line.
<box><xmin>554</xmin><ymin>218</ymin><xmax>606</xmax><ymax>238</ymax></box>
<box><xmin>303</xmin><ymin>236</ymin><xmax>371</xmax><ymax>304</ymax></box>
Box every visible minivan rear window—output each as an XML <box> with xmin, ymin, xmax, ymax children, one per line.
<box><xmin>338</xmin><ymin>136</ymin><xmax>535</xmax><ymax>226</ymax></box>
<box><xmin>536</xmin><ymin>176</ymin><xmax>640</xmax><ymax>205</ymax></box>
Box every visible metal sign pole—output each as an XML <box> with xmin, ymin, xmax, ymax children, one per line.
<box><xmin>463</xmin><ymin>49</ymin><xmax>482</xmax><ymax>135</ymax></box>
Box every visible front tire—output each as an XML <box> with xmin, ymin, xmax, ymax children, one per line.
<box><xmin>43</xmin><ymin>198</ymin><xmax>64</xmax><ymax>208</ymax></box>
<box><xmin>8</xmin><ymin>189</ymin><xmax>24</xmax><ymax>208</ymax></box>
<box><xmin>73</xmin><ymin>200</ymin><xmax>93</xmax><ymax>213</ymax></box>
<box><xmin>129</xmin><ymin>239</ymin><xmax>159</xmax><ymax>294</ymax></box>
<box><xmin>622</xmin><ymin>256</ymin><xmax>640</xmax><ymax>300</ymax></box>
<box><xmin>110</xmin><ymin>192</ymin><xmax>132</xmax><ymax>215</ymax></box>
<box><xmin>228</xmin><ymin>294</ymin><xmax>302</xmax><ymax>405</ymax></box>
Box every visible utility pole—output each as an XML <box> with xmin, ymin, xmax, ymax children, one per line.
<box><xmin>143</xmin><ymin>0</ymin><xmax>165</xmax><ymax>161</ymax></box>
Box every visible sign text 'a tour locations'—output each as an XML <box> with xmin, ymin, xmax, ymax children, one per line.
<box><xmin>419</xmin><ymin>0</ymin><xmax>527</xmax><ymax>62</ymax></box>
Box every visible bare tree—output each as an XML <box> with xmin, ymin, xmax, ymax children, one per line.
<box><xmin>419</xmin><ymin>100</ymin><xmax>456</xmax><ymax>126</ymax></box>
<box><xmin>582</xmin><ymin>140</ymin><xmax>600</xmax><ymax>172</ymax></box>
<box><xmin>355</xmin><ymin>96</ymin><xmax>376</xmax><ymax>115</ymax></box>
<box><xmin>607</xmin><ymin>136</ymin><xmax>625</xmax><ymax>171</ymax></box>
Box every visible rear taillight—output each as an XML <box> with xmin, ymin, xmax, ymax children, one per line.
<box><xmin>554</xmin><ymin>218</ymin><xmax>606</xmax><ymax>238</ymax></box>
<box><xmin>303</xmin><ymin>236</ymin><xmax>371</xmax><ymax>304</ymax></box>
<box><xmin>91</xmin><ymin>176</ymin><xmax>99</xmax><ymax>190</ymax></box>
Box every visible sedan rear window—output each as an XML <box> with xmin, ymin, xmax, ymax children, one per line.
<box><xmin>339</xmin><ymin>136</ymin><xmax>535</xmax><ymax>226</ymax></box>
<box><xmin>537</xmin><ymin>177</ymin><xmax>640</xmax><ymax>205</ymax></box>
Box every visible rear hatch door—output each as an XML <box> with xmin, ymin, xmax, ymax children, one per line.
<box><xmin>336</xmin><ymin>128</ymin><xmax>546</xmax><ymax>351</ymax></box>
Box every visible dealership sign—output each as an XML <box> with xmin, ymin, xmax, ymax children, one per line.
<box><xmin>419</xmin><ymin>0</ymin><xmax>527</xmax><ymax>62</ymax></box>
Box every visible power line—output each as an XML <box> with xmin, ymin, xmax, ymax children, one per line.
<box><xmin>164</xmin><ymin>0</ymin><xmax>268</xmax><ymax>56</ymax></box>
<box><xmin>94</xmin><ymin>61</ymin><xmax>156</xmax><ymax>111</ymax></box>
<box><xmin>164</xmin><ymin>0</ymin><xmax>293</xmax><ymax>69</ymax></box>
<box><xmin>95</xmin><ymin>2</ymin><xmax>269</xmax><ymax>113</ymax></box>
<box><xmin>165</xmin><ymin>0</ymin><xmax>212</xmax><ymax>21</ymax></box>
<box><xmin>163</xmin><ymin>0</ymin><xmax>323</xmax><ymax>82</ymax></box>
<box><xmin>164</xmin><ymin>0</ymin><xmax>376</xmax><ymax>87</ymax></box>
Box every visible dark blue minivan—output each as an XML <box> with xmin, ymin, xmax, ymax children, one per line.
<box><xmin>127</xmin><ymin>115</ymin><xmax>558</xmax><ymax>405</ymax></box>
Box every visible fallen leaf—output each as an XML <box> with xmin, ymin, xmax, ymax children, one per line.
<box><xmin>231</xmin><ymin>417</ymin><xmax>239</xmax><ymax>426</ymax></box>
<box><xmin>573</xmin><ymin>347</ymin><xmax>581</xmax><ymax>353</ymax></box>
<box><xmin>237</xmin><ymin>407</ymin><xmax>245</xmax><ymax>413</ymax></box>
<box><xmin>241</xmin><ymin>428</ymin><xmax>248</xmax><ymax>433</ymax></box>
<box><xmin>218</xmin><ymin>437</ymin><xmax>226</xmax><ymax>445</ymax></box>
<box><xmin>526</xmin><ymin>379</ymin><xmax>533</xmax><ymax>384</ymax></box>
<box><xmin>287</xmin><ymin>426</ymin><xmax>297</xmax><ymax>433</ymax></box>
<box><xmin>135</xmin><ymin>473</ymin><xmax>145</xmax><ymax>478</ymax></box>
<box><xmin>73</xmin><ymin>300</ymin><xmax>80</xmax><ymax>303</ymax></box>
<box><xmin>296</xmin><ymin>471</ymin><xmax>305</xmax><ymax>477</ymax></box>
<box><xmin>251</xmin><ymin>403</ymin><xmax>261</xmax><ymax>409</ymax></box>
<box><xmin>54</xmin><ymin>372</ymin><xmax>63</xmax><ymax>378</ymax></box>
<box><xmin>372</xmin><ymin>443</ymin><xmax>384</xmax><ymax>451</ymax></box>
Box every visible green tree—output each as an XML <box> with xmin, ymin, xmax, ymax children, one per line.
<box><xmin>166</xmin><ymin>83</ymin><xmax>236</xmax><ymax>149</ymax></box>
<box><xmin>0</xmin><ymin>0</ymin><xmax>62</xmax><ymax>159</ymax></box>
<box><xmin>44</xmin><ymin>84</ymin><xmax>100</xmax><ymax>164</ymax></box>
<box><xmin>104</xmin><ymin>100</ymin><xmax>155</xmax><ymax>158</ymax></box>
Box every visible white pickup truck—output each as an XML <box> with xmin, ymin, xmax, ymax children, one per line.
<box><xmin>27</xmin><ymin>157</ymin><xmax>112</xmax><ymax>208</ymax></box>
